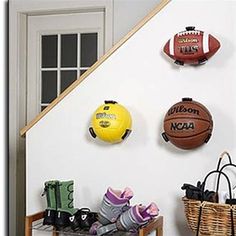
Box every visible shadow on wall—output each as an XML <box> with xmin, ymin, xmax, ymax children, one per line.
<box><xmin>207</xmin><ymin>34</ymin><xmax>235</xmax><ymax>69</ymax></box>
<box><xmin>124</xmin><ymin>106</ymin><xmax>148</xmax><ymax>147</ymax></box>
<box><xmin>209</xmin><ymin>106</ymin><xmax>236</xmax><ymax>152</ymax></box>
<box><xmin>175</xmin><ymin>196</ymin><xmax>195</xmax><ymax>236</ymax></box>
<box><xmin>81</xmin><ymin>186</ymin><xmax>101</xmax><ymax>210</ymax></box>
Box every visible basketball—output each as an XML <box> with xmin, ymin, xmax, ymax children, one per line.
<box><xmin>89</xmin><ymin>101</ymin><xmax>132</xmax><ymax>143</ymax></box>
<box><xmin>162</xmin><ymin>98</ymin><xmax>213</xmax><ymax>149</ymax></box>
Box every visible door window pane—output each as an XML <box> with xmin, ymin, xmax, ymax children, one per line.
<box><xmin>41</xmin><ymin>71</ymin><xmax>57</xmax><ymax>103</ymax></box>
<box><xmin>40</xmin><ymin>32</ymin><xmax>98</xmax><ymax>109</ymax></box>
<box><xmin>80</xmin><ymin>33</ymin><xmax>98</xmax><ymax>67</ymax></box>
<box><xmin>80</xmin><ymin>70</ymin><xmax>87</xmax><ymax>76</ymax></box>
<box><xmin>41</xmin><ymin>106</ymin><xmax>47</xmax><ymax>111</ymax></box>
<box><xmin>42</xmin><ymin>35</ymin><xmax>58</xmax><ymax>68</ymax></box>
<box><xmin>61</xmin><ymin>34</ymin><xmax>77</xmax><ymax>67</ymax></box>
<box><xmin>61</xmin><ymin>70</ymin><xmax>77</xmax><ymax>92</ymax></box>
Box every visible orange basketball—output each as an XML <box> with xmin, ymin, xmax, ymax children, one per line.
<box><xmin>162</xmin><ymin>98</ymin><xmax>213</xmax><ymax>149</ymax></box>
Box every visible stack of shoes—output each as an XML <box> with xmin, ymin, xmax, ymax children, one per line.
<box><xmin>42</xmin><ymin>180</ymin><xmax>98</xmax><ymax>231</ymax></box>
<box><xmin>89</xmin><ymin>187</ymin><xmax>159</xmax><ymax>236</ymax></box>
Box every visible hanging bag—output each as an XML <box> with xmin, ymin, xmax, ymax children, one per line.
<box><xmin>183</xmin><ymin>152</ymin><xmax>236</xmax><ymax>236</ymax></box>
<box><xmin>195</xmin><ymin>170</ymin><xmax>234</xmax><ymax>236</ymax></box>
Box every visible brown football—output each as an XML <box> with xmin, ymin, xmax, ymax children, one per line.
<box><xmin>163</xmin><ymin>26</ymin><xmax>220</xmax><ymax>65</ymax></box>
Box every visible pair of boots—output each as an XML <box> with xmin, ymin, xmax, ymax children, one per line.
<box><xmin>42</xmin><ymin>180</ymin><xmax>78</xmax><ymax>229</ymax></box>
<box><xmin>89</xmin><ymin>187</ymin><xmax>159</xmax><ymax>235</ymax></box>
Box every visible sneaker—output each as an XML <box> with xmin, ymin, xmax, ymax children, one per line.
<box><xmin>98</xmin><ymin>187</ymin><xmax>133</xmax><ymax>225</ymax></box>
<box><xmin>117</xmin><ymin>202</ymin><xmax>159</xmax><ymax>232</ymax></box>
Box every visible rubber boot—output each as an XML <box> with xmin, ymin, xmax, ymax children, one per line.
<box><xmin>42</xmin><ymin>180</ymin><xmax>58</xmax><ymax>225</ymax></box>
<box><xmin>54</xmin><ymin>180</ymin><xmax>78</xmax><ymax>230</ymax></box>
<box><xmin>69</xmin><ymin>208</ymin><xmax>98</xmax><ymax>231</ymax></box>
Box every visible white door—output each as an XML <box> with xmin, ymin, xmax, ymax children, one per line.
<box><xmin>27</xmin><ymin>11</ymin><xmax>104</xmax><ymax>122</ymax></box>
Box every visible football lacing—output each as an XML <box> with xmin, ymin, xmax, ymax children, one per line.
<box><xmin>177</xmin><ymin>30</ymin><xmax>201</xmax><ymax>36</ymax></box>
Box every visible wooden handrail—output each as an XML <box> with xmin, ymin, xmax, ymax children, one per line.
<box><xmin>20</xmin><ymin>0</ymin><xmax>171</xmax><ymax>136</ymax></box>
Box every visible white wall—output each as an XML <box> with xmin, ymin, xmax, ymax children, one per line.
<box><xmin>26</xmin><ymin>1</ymin><xmax>236</xmax><ymax>236</ymax></box>
<box><xmin>113</xmin><ymin>0</ymin><xmax>161</xmax><ymax>43</ymax></box>
<box><xmin>10</xmin><ymin>1</ymin><xmax>161</xmax><ymax>235</ymax></box>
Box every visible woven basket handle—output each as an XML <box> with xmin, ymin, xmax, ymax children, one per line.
<box><xmin>216</xmin><ymin>151</ymin><xmax>232</xmax><ymax>171</ymax></box>
<box><xmin>196</xmin><ymin>170</ymin><xmax>234</xmax><ymax>236</ymax></box>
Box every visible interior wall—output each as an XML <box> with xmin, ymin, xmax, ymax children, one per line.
<box><xmin>26</xmin><ymin>1</ymin><xmax>236</xmax><ymax>236</ymax></box>
<box><xmin>113</xmin><ymin>0</ymin><xmax>161</xmax><ymax>43</ymax></box>
<box><xmin>9</xmin><ymin>1</ymin><xmax>162</xmax><ymax>235</ymax></box>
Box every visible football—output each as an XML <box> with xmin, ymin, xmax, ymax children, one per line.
<box><xmin>163</xmin><ymin>26</ymin><xmax>220</xmax><ymax>65</ymax></box>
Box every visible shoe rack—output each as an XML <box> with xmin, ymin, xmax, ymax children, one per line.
<box><xmin>25</xmin><ymin>211</ymin><xmax>163</xmax><ymax>236</ymax></box>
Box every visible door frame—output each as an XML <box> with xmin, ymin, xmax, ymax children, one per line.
<box><xmin>27</xmin><ymin>12</ymin><xmax>105</xmax><ymax>122</ymax></box>
<box><xmin>9</xmin><ymin>1</ymin><xmax>113</xmax><ymax>235</ymax></box>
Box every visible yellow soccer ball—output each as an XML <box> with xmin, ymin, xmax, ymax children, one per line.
<box><xmin>89</xmin><ymin>101</ymin><xmax>132</xmax><ymax>143</ymax></box>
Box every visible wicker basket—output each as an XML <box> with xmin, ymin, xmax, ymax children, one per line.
<box><xmin>183</xmin><ymin>197</ymin><xmax>236</xmax><ymax>236</ymax></box>
<box><xmin>182</xmin><ymin>152</ymin><xmax>236</xmax><ymax>236</ymax></box>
